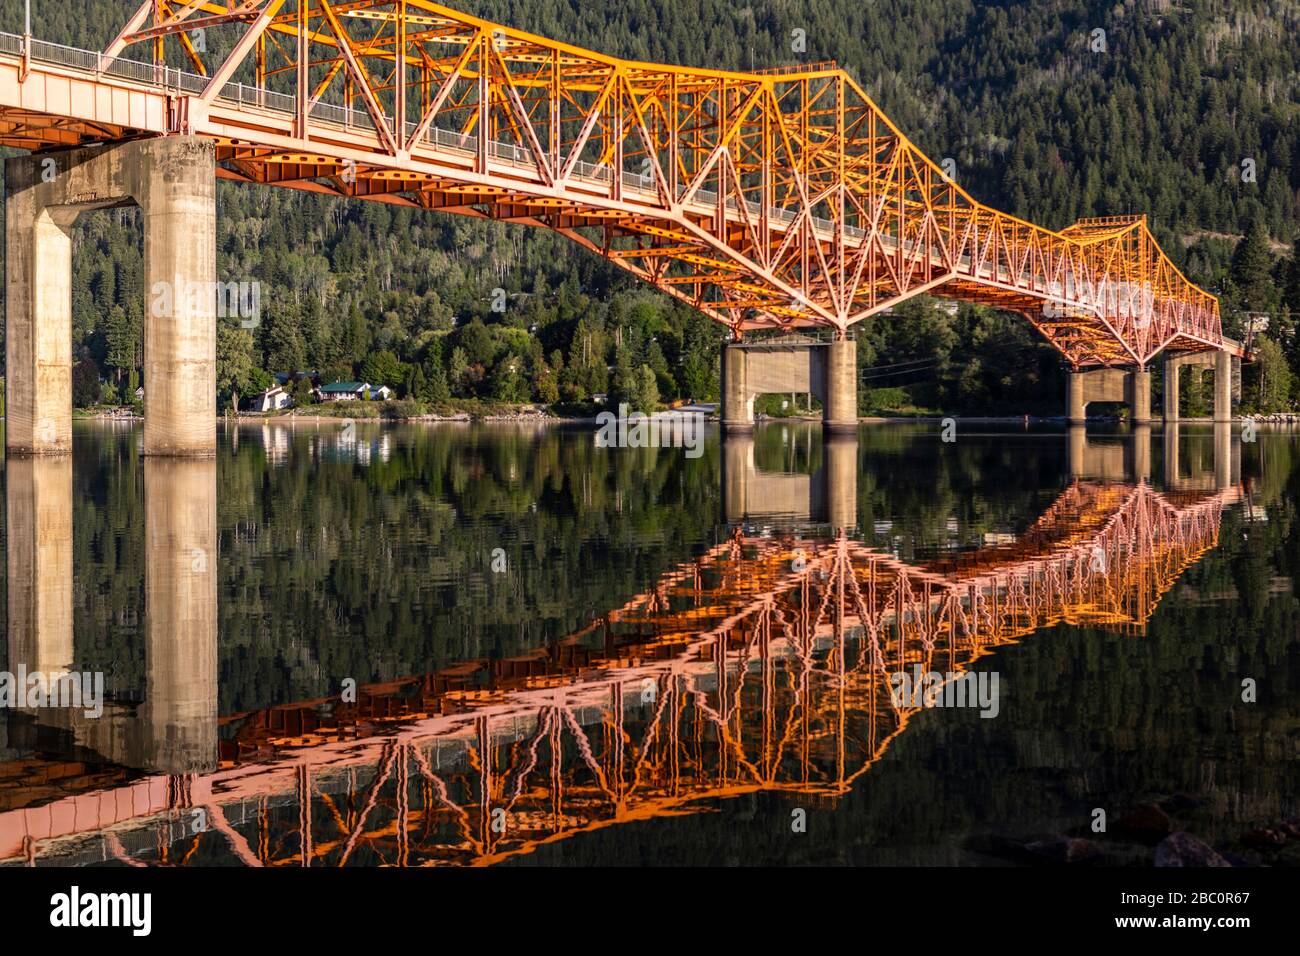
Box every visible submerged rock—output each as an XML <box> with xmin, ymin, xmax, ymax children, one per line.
<box><xmin>1023</xmin><ymin>837</ymin><xmax>1103</xmax><ymax>864</ymax></box>
<box><xmin>1155</xmin><ymin>832</ymin><xmax>1230</xmax><ymax>867</ymax></box>
<box><xmin>1242</xmin><ymin>827</ymin><xmax>1287</xmax><ymax>849</ymax></box>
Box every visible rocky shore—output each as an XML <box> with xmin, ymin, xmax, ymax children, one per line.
<box><xmin>974</xmin><ymin>799</ymin><xmax>1300</xmax><ymax>866</ymax></box>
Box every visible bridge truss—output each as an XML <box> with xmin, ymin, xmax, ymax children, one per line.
<box><xmin>0</xmin><ymin>480</ymin><xmax>1238</xmax><ymax>866</ymax></box>
<box><xmin>0</xmin><ymin>1</ymin><xmax>1236</xmax><ymax>367</ymax></box>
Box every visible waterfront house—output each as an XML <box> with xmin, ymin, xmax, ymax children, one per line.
<box><xmin>318</xmin><ymin>381</ymin><xmax>370</xmax><ymax>402</ymax></box>
<box><xmin>252</xmin><ymin>385</ymin><xmax>292</xmax><ymax>412</ymax></box>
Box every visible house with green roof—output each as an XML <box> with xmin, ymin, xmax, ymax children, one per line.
<box><xmin>316</xmin><ymin>381</ymin><xmax>370</xmax><ymax>402</ymax></box>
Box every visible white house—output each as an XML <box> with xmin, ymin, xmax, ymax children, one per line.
<box><xmin>368</xmin><ymin>384</ymin><xmax>394</xmax><ymax>401</ymax></box>
<box><xmin>252</xmin><ymin>385</ymin><xmax>292</xmax><ymax>412</ymax></box>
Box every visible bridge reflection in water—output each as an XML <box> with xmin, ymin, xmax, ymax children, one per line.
<box><xmin>0</xmin><ymin>429</ymin><xmax>1244</xmax><ymax>866</ymax></box>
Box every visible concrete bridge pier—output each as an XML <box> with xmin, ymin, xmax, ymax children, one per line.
<box><xmin>722</xmin><ymin>430</ymin><xmax>857</xmax><ymax>529</ymax></box>
<box><xmin>1162</xmin><ymin>421</ymin><xmax>1239</xmax><ymax>491</ymax></box>
<box><xmin>722</xmin><ymin>337</ymin><xmax>857</xmax><ymax>434</ymax></box>
<box><xmin>4</xmin><ymin>456</ymin><xmax>217</xmax><ymax>774</ymax></box>
<box><xmin>1067</xmin><ymin>425</ymin><xmax>1151</xmax><ymax>481</ymax></box>
<box><xmin>1163</xmin><ymin>350</ymin><xmax>1235</xmax><ymax>422</ymax></box>
<box><xmin>1133</xmin><ymin>425</ymin><xmax>1152</xmax><ymax>481</ymax></box>
<box><xmin>824</xmin><ymin>436</ymin><xmax>859</xmax><ymax>531</ymax></box>
<box><xmin>1213</xmin><ymin>421</ymin><xmax>1236</xmax><ymax>490</ymax></box>
<box><xmin>5</xmin><ymin>457</ymin><xmax>74</xmax><ymax>679</ymax></box>
<box><xmin>5</xmin><ymin>137</ymin><xmax>217</xmax><ymax>457</ymax></box>
<box><xmin>1066</xmin><ymin>366</ymin><xmax>1150</xmax><ymax>425</ymax></box>
<box><xmin>143</xmin><ymin>458</ymin><xmax>219</xmax><ymax>773</ymax></box>
<box><xmin>1163</xmin><ymin>422</ymin><xmax>1181</xmax><ymax>486</ymax></box>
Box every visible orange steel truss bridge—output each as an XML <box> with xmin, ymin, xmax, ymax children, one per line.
<box><xmin>0</xmin><ymin>2</ymin><xmax>1243</xmax><ymax>368</ymax></box>
<box><xmin>0</xmin><ymin>479</ymin><xmax>1242</xmax><ymax>866</ymax></box>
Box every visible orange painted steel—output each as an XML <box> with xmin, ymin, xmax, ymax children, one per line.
<box><xmin>0</xmin><ymin>479</ymin><xmax>1241</xmax><ymax>865</ymax></box>
<box><xmin>0</xmin><ymin>2</ymin><xmax>1239</xmax><ymax>367</ymax></box>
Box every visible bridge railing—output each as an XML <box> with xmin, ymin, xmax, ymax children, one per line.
<box><xmin>0</xmin><ymin>30</ymin><xmax>209</xmax><ymax>94</ymax></box>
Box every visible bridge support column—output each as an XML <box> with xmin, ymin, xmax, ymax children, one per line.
<box><xmin>5</xmin><ymin>457</ymin><xmax>74</xmax><ymax>676</ymax></box>
<box><xmin>144</xmin><ymin>458</ymin><xmax>219</xmax><ymax>773</ymax></box>
<box><xmin>1065</xmin><ymin>366</ymin><xmax>1150</xmax><ymax>425</ymax></box>
<box><xmin>4</xmin><ymin>138</ymin><xmax>216</xmax><ymax>458</ymax></box>
<box><xmin>825</xmin><ymin>436</ymin><xmax>858</xmax><ymax>531</ymax></box>
<box><xmin>1163</xmin><ymin>422</ymin><xmax>1181</xmax><ymax>486</ymax></box>
<box><xmin>1163</xmin><ymin>355</ymin><xmax>1181</xmax><ymax>422</ymax></box>
<box><xmin>721</xmin><ymin>428</ymin><xmax>857</xmax><ymax>528</ymax></box>
<box><xmin>824</xmin><ymin>338</ymin><xmax>858</xmax><ymax>434</ymax></box>
<box><xmin>720</xmin><ymin>337</ymin><xmax>857</xmax><ymax>436</ymax></box>
<box><xmin>4</xmin><ymin>185</ymin><xmax>75</xmax><ymax>454</ymax></box>
<box><xmin>1164</xmin><ymin>349</ymin><xmax>1239</xmax><ymax>423</ymax></box>
<box><xmin>1131</xmin><ymin>371</ymin><xmax>1151</xmax><ymax>425</ymax></box>
<box><xmin>1067</xmin><ymin>373</ymin><xmax>1086</xmax><ymax>425</ymax></box>
<box><xmin>1133</xmin><ymin>425</ymin><xmax>1152</xmax><ymax>481</ymax></box>
<box><xmin>1214</xmin><ymin>350</ymin><xmax>1233</xmax><ymax>423</ymax></box>
<box><xmin>721</xmin><ymin>343</ymin><xmax>752</xmax><ymax>433</ymax></box>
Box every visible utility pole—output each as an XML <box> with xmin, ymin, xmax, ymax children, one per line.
<box><xmin>20</xmin><ymin>0</ymin><xmax>31</xmax><ymax>80</ymax></box>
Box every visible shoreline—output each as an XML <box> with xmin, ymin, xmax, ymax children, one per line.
<box><xmin>62</xmin><ymin>410</ymin><xmax>1290</xmax><ymax>427</ymax></box>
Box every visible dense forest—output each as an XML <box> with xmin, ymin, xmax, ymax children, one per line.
<box><xmin>1</xmin><ymin>0</ymin><xmax>1298</xmax><ymax>414</ymax></box>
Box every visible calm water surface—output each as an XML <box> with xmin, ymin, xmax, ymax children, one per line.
<box><xmin>0</xmin><ymin>420</ymin><xmax>1296</xmax><ymax>866</ymax></box>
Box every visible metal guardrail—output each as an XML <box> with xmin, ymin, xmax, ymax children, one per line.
<box><xmin>2</xmin><ymin>31</ymin><xmax>212</xmax><ymax>94</ymax></box>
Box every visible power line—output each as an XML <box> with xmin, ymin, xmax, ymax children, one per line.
<box><xmin>860</xmin><ymin>355</ymin><xmax>942</xmax><ymax>371</ymax></box>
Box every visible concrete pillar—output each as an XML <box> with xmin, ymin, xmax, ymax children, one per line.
<box><xmin>1130</xmin><ymin>370</ymin><xmax>1151</xmax><ymax>425</ymax></box>
<box><xmin>1067</xmin><ymin>371</ymin><xmax>1085</xmax><ymax>424</ymax></box>
<box><xmin>1163</xmin><ymin>422</ymin><xmax>1181</xmax><ymax>488</ymax></box>
<box><xmin>143</xmin><ymin>144</ymin><xmax>217</xmax><ymax>456</ymax></box>
<box><xmin>1068</xmin><ymin>425</ymin><xmax>1086</xmax><ymax>478</ymax></box>
<box><xmin>3</xmin><ymin>184</ymin><xmax>76</xmax><ymax>455</ymax></box>
<box><xmin>1132</xmin><ymin>425</ymin><xmax>1151</xmax><ymax>481</ymax></box>
<box><xmin>1213</xmin><ymin>421</ymin><xmax>1232</xmax><ymax>490</ymax></box>
<box><xmin>722</xmin><ymin>434</ymin><xmax>754</xmax><ymax>522</ymax></box>
<box><xmin>721</xmin><ymin>338</ymin><xmax>855</xmax><ymax>435</ymax></box>
<box><xmin>721</xmin><ymin>344</ymin><xmax>753</xmax><ymax>433</ymax></box>
<box><xmin>824</xmin><ymin>436</ymin><xmax>858</xmax><ymax>531</ymax></box>
<box><xmin>1163</xmin><ymin>355</ymin><xmax>1180</xmax><ymax>422</ymax></box>
<box><xmin>823</xmin><ymin>337</ymin><xmax>858</xmax><ymax>434</ymax></box>
<box><xmin>4</xmin><ymin>138</ymin><xmax>217</xmax><ymax>459</ymax></box>
<box><xmin>144</xmin><ymin>458</ymin><xmax>218</xmax><ymax>773</ymax></box>
<box><xmin>1214</xmin><ymin>350</ymin><xmax>1232</xmax><ymax>423</ymax></box>
<box><xmin>5</xmin><ymin>457</ymin><xmax>74</xmax><ymax>675</ymax></box>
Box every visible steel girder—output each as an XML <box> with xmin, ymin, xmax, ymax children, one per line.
<box><xmin>65</xmin><ymin>2</ymin><xmax>1226</xmax><ymax>363</ymax></box>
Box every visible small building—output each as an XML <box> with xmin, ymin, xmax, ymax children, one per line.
<box><xmin>591</xmin><ymin>392</ymin><xmax>608</xmax><ymax>405</ymax></box>
<box><xmin>134</xmin><ymin>385</ymin><xmax>144</xmax><ymax>401</ymax></box>
<box><xmin>317</xmin><ymin>381</ymin><xmax>370</xmax><ymax>402</ymax></box>
<box><xmin>252</xmin><ymin>385</ymin><xmax>292</xmax><ymax>412</ymax></box>
<box><xmin>368</xmin><ymin>384</ymin><xmax>394</xmax><ymax>401</ymax></box>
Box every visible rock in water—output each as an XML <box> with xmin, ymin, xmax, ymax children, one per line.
<box><xmin>1023</xmin><ymin>837</ymin><xmax>1103</xmax><ymax>864</ymax></box>
<box><xmin>1155</xmin><ymin>832</ymin><xmax>1230</xmax><ymax>867</ymax></box>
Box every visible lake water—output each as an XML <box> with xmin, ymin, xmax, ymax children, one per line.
<box><xmin>0</xmin><ymin>419</ymin><xmax>1296</xmax><ymax>866</ymax></box>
